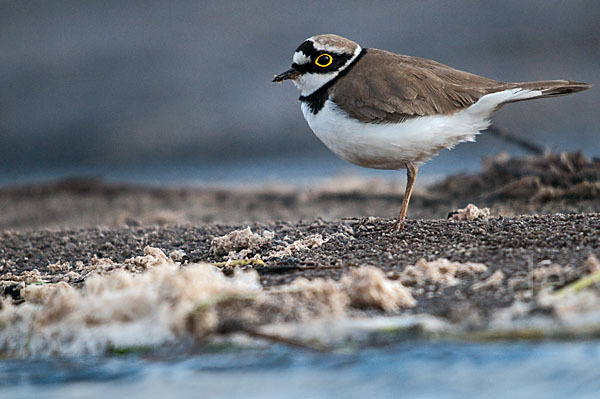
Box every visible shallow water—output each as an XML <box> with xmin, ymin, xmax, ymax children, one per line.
<box><xmin>2</xmin><ymin>341</ymin><xmax>600</xmax><ymax>398</ymax></box>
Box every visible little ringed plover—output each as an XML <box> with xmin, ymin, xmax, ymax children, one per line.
<box><xmin>273</xmin><ymin>34</ymin><xmax>590</xmax><ymax>229</ymax></box>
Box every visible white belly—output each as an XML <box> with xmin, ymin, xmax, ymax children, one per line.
<box><xmin>300</xmin><ymin>89</ymin><xmax>539</xmax><ymax>170</ymax></box>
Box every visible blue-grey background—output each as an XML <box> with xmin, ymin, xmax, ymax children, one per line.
<box><xmin>1</xmin><ymin>0</ymin><xmax>598</xmax><ymax>185</ymax></box>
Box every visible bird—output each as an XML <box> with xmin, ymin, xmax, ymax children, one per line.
<box><xmin>273</xmin><ymin>34</ymin><xmax>590</xmax><ymax>229</ymax></box>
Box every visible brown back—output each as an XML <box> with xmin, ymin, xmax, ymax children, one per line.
<box><xmin>331</xmin><ymin>48</ymin><xmax>590</xmax><ymax>123</ymax></box>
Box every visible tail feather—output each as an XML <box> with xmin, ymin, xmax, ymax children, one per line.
<box><xmin>501</xmin><ymin>80</ymin><xmax>591</xmax><ymax>104</ymax></box>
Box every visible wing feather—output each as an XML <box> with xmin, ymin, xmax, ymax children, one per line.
<box><xmin>331</xmin><ymin>49</ymin><xmax>505</xmax><ymax>123</ymax></box>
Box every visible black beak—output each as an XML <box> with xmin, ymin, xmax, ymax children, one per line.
<box><xmin>273</xmin><ymin>67</ymin><xmax>300</xmax><ymax>83</ymax></box>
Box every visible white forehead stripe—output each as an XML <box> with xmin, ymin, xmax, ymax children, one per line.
<box><xmin>293</xmin><ymin>51</ymin><xmax>311</xmax><ymax>65</ymax></box>
<box><xmin>308</xmin><ymin>37</ymin><xmax>354</xmax><ymax>54</ymax></box>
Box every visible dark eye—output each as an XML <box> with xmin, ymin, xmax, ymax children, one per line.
<box><xmin>315</xmin><ymin>53</ymin><xmax>333</xmax><ymax>67</ymax></box>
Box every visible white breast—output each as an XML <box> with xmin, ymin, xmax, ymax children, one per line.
<box><xmin>300</xmin><ymin>88</ymin><xmax>540</xmax><ymax>170</ymax></box>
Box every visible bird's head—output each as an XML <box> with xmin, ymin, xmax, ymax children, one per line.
<box><xmin>273</xmin><ymin>34</ymin><xmax>362</xmax><ymax>96</ymax></box>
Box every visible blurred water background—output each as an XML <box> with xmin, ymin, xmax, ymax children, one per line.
<box><xmin>1</xmin><ymin>0</ymin><xmax>598</xmax><ymax>186</ymax></box>
<box><xmin>3</xmin><ymin>341</ymin><xmax>600</xmax><ymax>398</ymax></box>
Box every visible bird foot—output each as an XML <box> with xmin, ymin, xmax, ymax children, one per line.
<box><xmin>391</xmin><ymin>219</ymin><xmax>406</xmax><ymax>232</ymax></box>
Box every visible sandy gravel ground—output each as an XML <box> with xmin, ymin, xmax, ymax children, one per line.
<box><xmin>1</xmin><ymin>213</ymin><xmax>599</xmax><ymax>317</ymax></box>
<box><xmin>1</xmin><ymin>152</ymin><xmax>599</xmax><ymax>338</ymax></box>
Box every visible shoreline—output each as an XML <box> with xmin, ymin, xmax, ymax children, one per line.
<box><xmin>1</xmin><ymin>151</ymin><xmax>600</xmax><ymax>355</ymax></box>
<box><xmin>2</xmin><ymin>213</ymin><xmax>599</xmax><ymax>311</ymax></box>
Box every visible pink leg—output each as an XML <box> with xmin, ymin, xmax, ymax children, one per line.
<box><xmin>395</xmin><ymin>162</ymin><xmax>418</xmax><ymax>231</ymax></box>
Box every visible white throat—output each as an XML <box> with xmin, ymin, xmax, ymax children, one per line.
<box><xmin>292</xmin><ymin>44</ymin><xmax>362</xmax><ymax>96</ymax></box>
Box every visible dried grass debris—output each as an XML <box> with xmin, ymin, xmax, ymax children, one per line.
<box><xmin>472</xmin><ymin>270</ymin><xmax>505</xmax><ymax>291</ymax></box>
<box><xmin>0</xmin><ymin>247</ymin><xmax>416</xmax><ymax>357</ymax></box>
<box><xmin>47</xmin><ymin>261</ymin><xmax>71</xmax><ymax>273</ymax></box>
<box><xmin>342</xmin><ymin>267</ymin><xmax>416</xmax><ymax>311</ymax></box>
<box><xmin>400</xmin><ymin>258</ymin><xmax>488</xmax><ymax>287</ymax></box>
<box><xmin>124</xmin><ymin>246</ymin><xmax>171</xmax><ymax>272</ymax></box>
<box><xmin>268</xmin><ymin>234</ymin><xmax>326</xmax><ymax>259</ymax></box>
<box><xmin>210</xmin><ymin>227</ymin><xmax>274</xmax><ymax>257</ymax></box>
<box><xmin>449</xmin><ymin>204</ymin><xmax>490</xmax><ymax>221</ymax></box>
<box><xmin>433</xmin><ymin>151</ymin><xmax>600</xmax><ymax>202</ymax></box>
<box><xmin>584</xmin><ymin>254</ymin><xmax>600</xmax><ymax>274</ymax></box>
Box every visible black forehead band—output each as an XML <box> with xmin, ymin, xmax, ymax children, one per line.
<box><xmin>295</xmin><ymin>40</ymin><xmax>319</xmax><ymax>58</ymax></box>
<box><xmin>292</xmin><ymin>40</ymin><xmax>354</xmax><ymax>74</ymax></box>
<box><xmin>295</xmin><ymin>40</ymin><xmax>352</xmax><ymax>59</ymax></box>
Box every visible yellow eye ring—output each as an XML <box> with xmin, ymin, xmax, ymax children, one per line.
<box><xmin>315</xmin><ymin>53</ymin><xmax>333</xmax><ymax>67</ymax></box>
